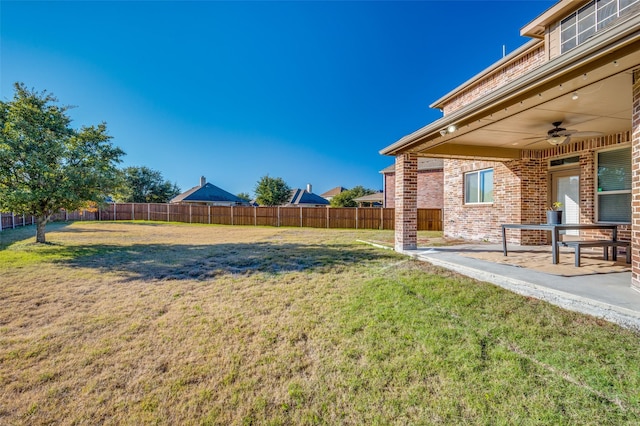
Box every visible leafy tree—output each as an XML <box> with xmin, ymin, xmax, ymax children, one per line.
<box><xmin>0</xmin><ymin>82</ymin><xmax>124</xmax><ymax>243</ymax></box>
<box><xmin>330</xmin><ymin>186</ymin><xmax>376</xmax><ymax>207</ymax></box>
<box><xmin>254</xmin><ymin>175</ymin><xmax>291</xmax><ymax>206</ymax></box>
<box><xmin>236</xmin><ymin>192</ymin><xmax>252</xmax><ymax>202</ymax></box>
<box><xmin>113</xmin><ymin>166</ymin><xmax>180</xmax><ymax>203</ymax></box>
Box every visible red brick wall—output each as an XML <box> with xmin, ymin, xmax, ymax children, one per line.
<box><xmin>395</xmin><ymin>154</ymin><xmax>418</xmax><ymax>251</ymax></box>
<box><xmin>632</xmin><ymin>69</ymin><xmax>640</xmax><ymax>291</ymax></box>
<box><xmin>444</xmin><ymin>159</ymin><xmax>527</xmax><ymax>243</ymax></box>
<box><xmin>384</xmin><ymin>173</ymin><xmax>395</xmax><ymax>208</ymax></box>
<box><xmin>443</xmin><ymin>45</ymin><xmax>546</xmax><ymax>115</ymax></box>
<box><xmin>384</xmin><ymin>169</ymin><xmax>443</xmax><ymax>209</ymax></box>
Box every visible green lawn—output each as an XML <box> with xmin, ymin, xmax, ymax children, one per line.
<box><xmin>1</xmin><ymin>221</ymin><xmax>639</xmax><ymax>425</ymax></box>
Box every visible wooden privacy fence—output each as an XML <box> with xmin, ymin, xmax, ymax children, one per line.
<box><xmin>1</xmin><ymin>204</ymin><xmax>443</xmax><ymax>231</ymax></box>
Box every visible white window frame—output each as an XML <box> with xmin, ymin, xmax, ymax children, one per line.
<box><xmin>464</xmin><ymin>168</ymin><xmax>494</xmax><ymax>205</ymax></box>
<box><xmin>595</xmin><ymin>145</ymin><xmax>631</xmax><ymax>223</ymax></box>
<box><xmin>560</xmin><ymin>0</ymin><xmax>639</xmax><ymax>53</ymax></box>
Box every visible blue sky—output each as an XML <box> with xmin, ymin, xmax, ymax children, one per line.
<box><xmin>1</xmin><ymin>0</ymin><xmax>555</xmax><ymax>196</ymax></box>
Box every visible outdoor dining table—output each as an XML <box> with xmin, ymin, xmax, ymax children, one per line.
<box><xmin>501</xmin><ymin>223</ymin><xmax>619</xmax><ymax>265</ymax></box>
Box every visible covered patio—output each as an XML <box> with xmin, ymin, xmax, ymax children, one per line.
<box><xmin>381</xmin><ymin>2</ymin><xmax>640</xmax><ymax>292</ymax></box>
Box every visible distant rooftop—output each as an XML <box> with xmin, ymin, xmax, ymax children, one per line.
<box><xmin>320</xmin><ymin>186</ymin><xmax>347</xmax><ymax>199</ymax></box>
<box><xmin>171</xmin><ymin>180</ymin><xmax>245</xmax><ymax>204</ymax></box>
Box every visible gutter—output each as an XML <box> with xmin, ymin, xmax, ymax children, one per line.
<box><xmin>380</xmin><ymin>13</ymin><xmax>640</xmax><ymax>157</ymax></box>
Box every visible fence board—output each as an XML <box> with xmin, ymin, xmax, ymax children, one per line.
<box><xmin>418</xmin><ymin>208</ymin><xmax>443</xmax><ymax>231</ymax></box>
<box><xmin>256</xmin><ymin>207</ymin><xmax>279</xmax><ymax>227</ymax></box>
<box><xmin>210</xmin><ymin>206</ymin><xmax>232</xmax><ymax>225</ymax></box>
<box><xmin>302</xmin><ymin>207</ymin><xmax>327</xmax><ymax>228</ymax></box>
<box><xmin>357</xmin><ymin>208</ymin><xmax>382</xmax><ymax>229</ymax></box>
<box><xmin>190</xmin><ymin>205</ymin><xmax>209</xmax><ymax>224</ymax></box>
<box><xmin>279</xmin><ymin>207</ymin><xmax>302</xmax><ymax>227</ymax></box>
<box><xmin>329</xmin><ymin>208</ymin><xmax>356</xmax><ymax>229</ymax></box>
<box><xmin>170</xmin><ymin>204</ymin><xmax>190</xmax><ymax>223</ymax></box>
<box><xmin>234</xmin><ymin>206</ymin><xmax>255</xmax><ymax>226</ymax></box>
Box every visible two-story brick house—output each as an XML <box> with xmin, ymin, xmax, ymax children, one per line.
<box><xmin>381</xmin><ymin>0</ymin><xmax>640</xmax><ymax>291</ymax></box>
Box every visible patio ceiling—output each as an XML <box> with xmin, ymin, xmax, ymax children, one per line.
<box><xmin>381</xmin><ymin>15</ymin><xmax>640</xmax><ymax>161</ymax></box>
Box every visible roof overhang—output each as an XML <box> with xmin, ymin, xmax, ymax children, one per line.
<box><xmin>521</xmin><ymin>0</ymin><xmax>590</xmax><ymax>39</ymax></box>
<box><xmin>381</xmin><ymin>13</ymin><xmax>640</xmax><ymax>160</ymax></box>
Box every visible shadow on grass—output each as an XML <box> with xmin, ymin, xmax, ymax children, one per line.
<box><xmin>56</xmin><ymin>241</ymin><xmax>400</xmax><ymax>281</ymax></box>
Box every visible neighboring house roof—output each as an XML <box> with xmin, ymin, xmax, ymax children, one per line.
<box><xmin>380</xmin><ymin>158</ymin><xmax>444</xmax><ymax>174</ymax></box>
<box><xmin>287</xmin><ymin>189</ymin><xmax>330</xmax><ymax>206</ymax></box>
<box><xmin>320</xmin><ymin>186</ymin><xmax>347</xmax><ymax>199</ymax></box>
<box><xmin>353</xmin><ymin>193</ymin><xmax>384</xmax><ymax>203</ymax></box>
<box><xmin>171</xmin><ymin>182</ymin><xmax>246</xmax><ymax>204</ymax></box>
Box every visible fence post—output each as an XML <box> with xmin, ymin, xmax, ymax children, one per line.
<box><xmin>189</xmin><ymin>204</ymin><xmax>192</xmax><ymax>224</ymax></box>
<box><xmin>131</xmin><ymin>203</ymin><xmax>135</xmax><ymax>221</ymax></box>
<box><xmin>327</xmin><ymin>207</ymin><xmax>330</xmax><ymax>228</ymax></box>
<box><xmin>208</xmin><ymin>205</ymin><xmax>211</xmax><ymax>224</ymax></box>
<box><xmin>231</xmin><ymin>206</ymin><xmax>234</xmax><ymax>226</ymax></box>
<box><xmin>113</xmin><ymin>203</ymin><xmax>116</xmax><ymax>221</ymax></box>
<box><xmin>299</xmin><ymin>207</ymin><xmax>303</xmax><ymax>228</ymax></box>
<box><xmin>12</xmin><ymin>212</ymin><xmax>15</xmax><ymax>229</ymax></box>
<box><xmin>356</xmin><ymin>207</ymin><xmax>358</xmax><ymax>229</ymax></box>
<box><xmin>167</xmin><ymin>204</ymin><xmax>170</xmax><ymax>222</ymax></box>
<box><xmin>380</xmin><ymin>207</ymin><xmax>383</xmax><ymax>230</ymax></box>
<box><xmin>277</xmin><ymin>206</ymin><xmax>280</xmax><ymax>227</ymax></box>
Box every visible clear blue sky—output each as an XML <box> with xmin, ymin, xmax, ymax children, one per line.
<box><xmin>1</xmin><ymin>0</ymin><xmax>555</xmax><ymax>196</ymax></box>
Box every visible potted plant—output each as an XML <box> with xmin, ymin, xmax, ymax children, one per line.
<box><xmin>546</xmin><ymin>201</ymin><xmax>563</xmax><ymax>224</ymax></box>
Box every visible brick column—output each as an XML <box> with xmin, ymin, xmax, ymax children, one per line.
<box><xmin>395</xmin><ymin>153</ymin><xmax>418</xmax><ymax>251</ymax></box>
<box><xmin>632</xmin><ymin>69</ymin><xmax>640</xmax><ymax>292</ymax></box>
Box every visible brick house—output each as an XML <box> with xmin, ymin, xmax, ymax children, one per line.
<box><xmin>381</xmin><ymin>158</ymin><xmax>443</xmax><ymax>209</ymax></box>
<box><xmin>380</xmin><ymin>0</ymin><xmax>640</xmax><ymax>291</ymax></box>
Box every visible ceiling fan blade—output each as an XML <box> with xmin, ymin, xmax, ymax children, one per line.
<box><xmin>569</xmin><ymin>131</ymin><xmax>603</xmax><ymax>137</ymax></box>
<box><xmin>523</xmin><ymin>138</ymin><xmax>545</xmax><ymax>147</ymax></box>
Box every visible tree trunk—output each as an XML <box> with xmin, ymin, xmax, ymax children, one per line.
<box><xmin>36</xmin><ymin>215</ymin><xmax>49</xmax><ymax>243</ymax></box>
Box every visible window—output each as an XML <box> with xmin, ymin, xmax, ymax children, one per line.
<box><xmin>560</xmin><ymin>0</ymin><xmax>639</xmax><ymax>53</ymax></box>
<box><xmin>465</xmin><ymin>169</ymin><xmax>493</xmax><ymax>204</ymax></box>
<box><xmin>597</xmin><ymin>147</ymin><xmax>631</xmax><ymax>222</ymax></box>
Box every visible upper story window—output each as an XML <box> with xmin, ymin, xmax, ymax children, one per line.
<box><xmin>560</xmin><ymin>0</ymin><xmax>639</xmax><ymax>53</ymax></box>
<box><xmin>464</xmin><ymin>169</ymin><xmax>493</xmax><ymax>204</ymax></box>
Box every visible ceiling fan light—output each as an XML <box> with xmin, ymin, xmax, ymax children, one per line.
<box><xmin>547</xmin><ymin>135</ymin><xmax>568</xmax><ymax>145</ymax></box>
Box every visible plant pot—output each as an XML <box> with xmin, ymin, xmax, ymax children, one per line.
<box><xmin>546</xmin><ymin>210</ymin><xmax>562</xmax><ymax>225</ymax></box>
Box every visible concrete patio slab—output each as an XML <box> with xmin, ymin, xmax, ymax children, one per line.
<box><xmin>398</xmin><ymin>243</ymin><xmax>640</xmax><ymax>330</ymax></box>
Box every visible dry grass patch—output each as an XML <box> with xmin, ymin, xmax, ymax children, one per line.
<box><xmin>1</xmin><ymin>221</ymin><xmax>640</xmax><ymax>425</ymax></box>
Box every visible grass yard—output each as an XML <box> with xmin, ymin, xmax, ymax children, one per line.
<box><xmin>1</xmin><ymin>221</ymin><xmax>640</xmax><ymax>425</ymax></box>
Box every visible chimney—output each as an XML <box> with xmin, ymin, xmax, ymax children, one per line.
<box><xmin>200</xmin><ymin>176</ymin><xmax>206</xmax><ymax>187</ymax></box>
<box><xmin>306</xmin><ymin>183</ymin><xmax>312</xmax><ymax>193</ymax></box>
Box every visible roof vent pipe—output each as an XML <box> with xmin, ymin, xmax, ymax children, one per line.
<box><xmin>306</xmin><ymin>184</ymin><xmax>312</xmax><ymax>193</ymax></box>
<box><xmin>200</xmin><ymin>176</ymin><xmax>206</xmax><ymax>187</ymax></box>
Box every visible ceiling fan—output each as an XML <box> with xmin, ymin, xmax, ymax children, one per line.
<box><xmin>525</xmin><ymin>121</ymin><xmax>602</xmax><ymax>146</ymax></box>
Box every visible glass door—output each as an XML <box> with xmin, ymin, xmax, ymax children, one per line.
<box><xmin>551</xmin><ymin>169</ymin><xmax>580</xmax><ymax>236</ymax></box>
